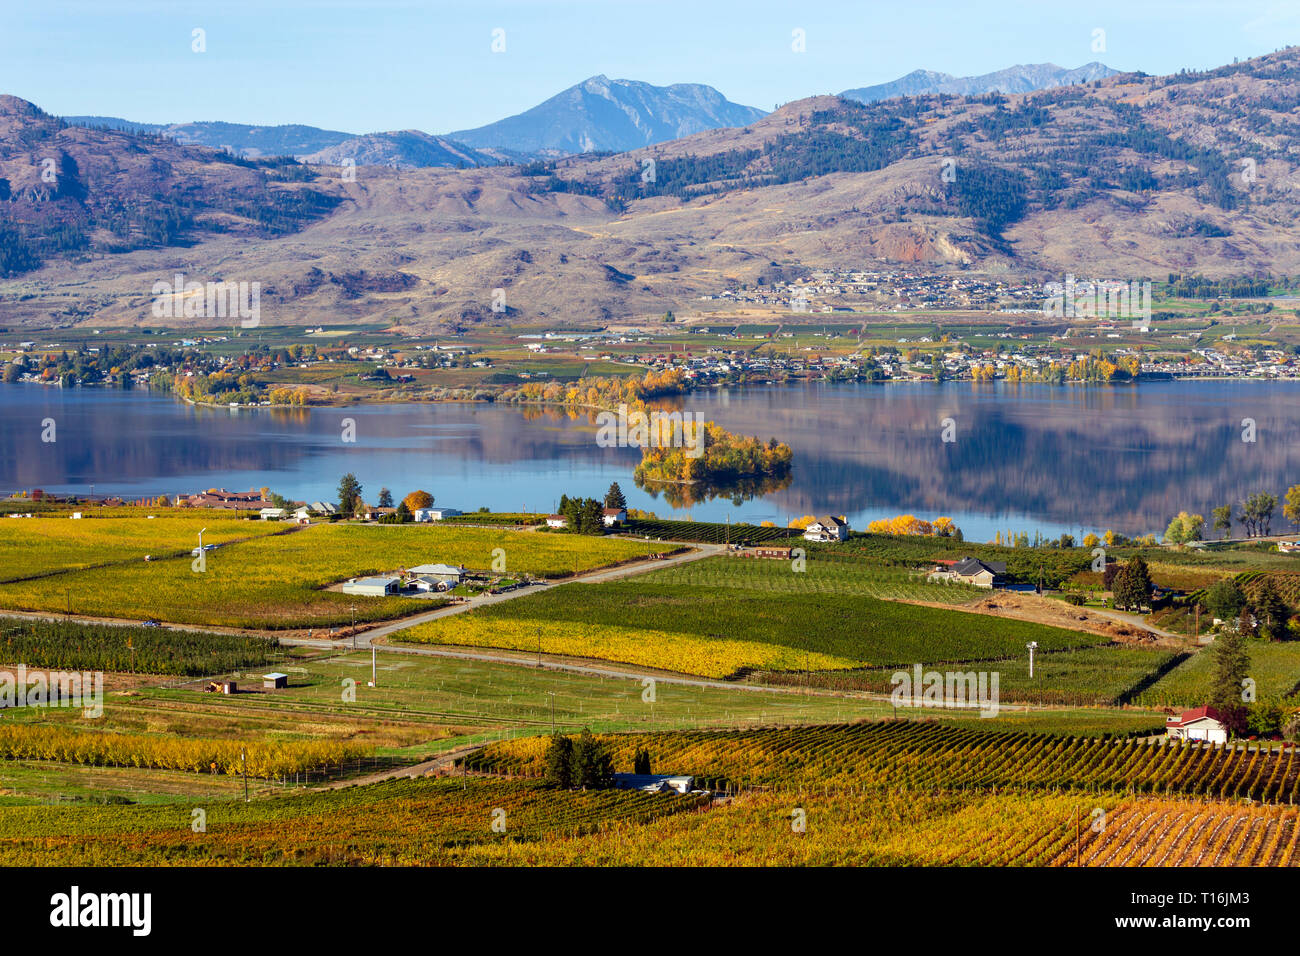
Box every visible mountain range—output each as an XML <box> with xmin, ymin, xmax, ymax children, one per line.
<box><xmin>60</xmin><ymin>63</ymin><xmax>1115</xmax><ymax>167</ymax></box>
<box><xmin>840</xmin><ymin>62</ymin><xmax>1119</xmax><ymax>103</ymax></box>
<box><xmin>8</xmin><ymin>49</ymin><xmax>1300</xmax><ymax>330</ymax></box>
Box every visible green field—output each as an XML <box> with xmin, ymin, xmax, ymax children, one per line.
<box><xmin>0</xmin><ymin>522</ymin><xmax>647</xmax><ymax>628</ymax></box>
<box><xmin>0</xmin><ymin>513</ymin><xmax>284</xmax><ymax>582</ymax></box>
<box><xmin>775</xmin><ymin>645</ymin><xmax>1186</xmax><ymax>706</ymax></box>
<box><xmin>1135</xmin><ymin>641</ymin><xmax>1300</xmax><ymax>707</ymax></box>
<box><xmin>400</xmin><ymin>555</ymin><xmax>1107</xmax><ymax>678</ymax></box>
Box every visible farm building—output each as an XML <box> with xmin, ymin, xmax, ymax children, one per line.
<box><xmin>803</xmin><ymin>515</ymin><xmax>849</xmax><ymax>542</ymax></box>
<box><xmin>928</xmin><ymin>557</ymin><xmax>1006</xmax><ymax>588</ymax></box>
<box><xmin>602</xmin><ymin>507</ymin><xmax>627</xmax><ymax>527</ymax></box>
<box><xmin>613</xmin><ymin>774</ymin><xmax>696</xmax><ymax>794</ymax></box>
<box><xmin>414</xmin><ymin>508</ymin><xmax>463</xmax><ymax>522</ymax></box>
<box><xmin>406</xmin><ymin>563</ymin><xmax>463</xmax><ymax>589</ymax></box>
<box><xmin>747</xmin><ymin>546</ymin><xmax>794</xmax><ymax>559</ymax></box>
<box><xmin>342</xmin><ymin>576</ymin><xmax>400</xmax><ymax>596</ymax></box>
<box><xmin>546</xmin><ymin>514</ymin><xmax>568</xmax><ymax>529</ymax></box>
<box><xmin>259</xmin><ymin>507</ymin><xmax>287</xmax><ymax>520</ymax></box>
<box><xmin>1279</xmin><ymin>541</ymin><xmax>1300</xmax><ymax>554</ymax></box>
<box><xmin>263</xmin><ymin>673</ymin><xmax>289</xmax><ymax>690</ymax></box>
<box><xmin>1166</xmin><ymin>706</ymin><xmax>1229</xmax><ymax>744</ymax></box>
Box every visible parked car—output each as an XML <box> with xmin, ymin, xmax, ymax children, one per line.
<box><xmin>141</xmin><ymin>619</ymin><xmax>162</xmax><ymax>628</ymax></box>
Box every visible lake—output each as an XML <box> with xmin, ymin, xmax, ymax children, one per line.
<box><xmin>3</xmin><ymin>379</ymin><xmax>1298</xmax><ymax>542</ymax></box>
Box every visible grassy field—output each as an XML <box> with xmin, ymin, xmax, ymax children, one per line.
<box><xmin>0</xmin><ymin>513</ymin><xmax>284</xmax><ymax>582</ymax></box>
<box><xmin>0</xmin><ymin>523</ymin><xmax>647</xmax><ymax>628</ymax></box>
<box><xmin>399</xmin><ymin>555</ymin><xmax>1107</xmax><ymax>678</ymax></box>
<box><xmin>770</xmin><ymin>645</ymin><xmax>1186</xmax><ymax>706</ymax></box>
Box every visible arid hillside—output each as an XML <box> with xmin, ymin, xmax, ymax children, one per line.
<box><xmin>4</xmin><ymin>48</ymin><xmax>1300</xmax><ymax>330</ymax></box>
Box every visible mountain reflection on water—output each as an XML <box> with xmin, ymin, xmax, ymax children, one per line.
<box><xmin>3</xmin><ymin>379</ymin><xmax>1297</xmax><ymax>541</ymax></box>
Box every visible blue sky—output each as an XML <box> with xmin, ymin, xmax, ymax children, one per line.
<box><xmin>2</xmin><ymin>0</ymin><xmax>1296</xmax><ymax>134</ymax></box>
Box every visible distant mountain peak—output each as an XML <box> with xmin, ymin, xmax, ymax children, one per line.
<box><xmin>841</xmin><ymin>62</ymin><xmax>1118</xmax><ymax>103</ymax></box>
<box><xmin>449</xmin><ymin>76</ymin><xmax>766</xmax><ymax>157</ymax></box>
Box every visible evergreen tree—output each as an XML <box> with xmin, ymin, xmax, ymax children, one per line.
<box><xmin>604</xmin><ymin>482</ymin><xmax>627</xmax><ymax>510</ymax></box>
<box><xmin>572</xmin><ymin>728</ymin><xmax>614</xmax><ymax>790</ymax></box>
<box><xmin>543</xmin><ymin>734</ymin><xmax>575</xmax><ymax>789</ymax></box>
<box><xmin>377</xmin><ymin>487</ymin><xmax>393</xmax><ymax>508</ymax></box>
<box><xmin>1209</xmin><ymin>626</ymin><xmax>1250</xmax><ymax>735</ymax></box>
<box><xmin>337</xmin><ymin>473</ymin><xmax>362</xmax><ymax>515</ymax></box>
<box><xmin>633</xmin><ymin>746</ymin><xmax>651</xmax><ymax>775</ymax></box>
<box><xmin>1252</xmin><ymin>579</ymin><xmax>1289</xmax><ymax>641</ymax></box>
<box><xmin>1205</xmin><ymin>578</ymin><xmax>1246</xmax><ymax>621</ymax></box>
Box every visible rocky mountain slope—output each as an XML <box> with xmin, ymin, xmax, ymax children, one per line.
<box><xmin>5</xmin><ymin>49</ymin><xmax>1300</xmax><ymax>330</ymax></box>
<box><xmin>448</xmin><ymin>76</ymin><xmax>767</xmax><ymax>156</ymax></box>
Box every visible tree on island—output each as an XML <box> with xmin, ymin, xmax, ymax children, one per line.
<box><xmin>337</xmin><ymin>473</ymin><xmax>362</xmax><ymax>516</ymax></box>
<box><xmin>604</xmin><ymin>482</ymin><xmax>627</xmax><ymax>511</ymax></box>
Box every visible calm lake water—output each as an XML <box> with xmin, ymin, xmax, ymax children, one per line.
<box><xmin>3</xmin><ymin>380</ymin><xmax>1298</xmax><ymax>542</ymax></box>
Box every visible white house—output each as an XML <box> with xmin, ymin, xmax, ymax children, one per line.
<box><xmin>414</xmin><ymin>507</ymin><xmax>462</xmax><ymax>522</ymax></box>
<box><xmin>341</xmin><ymin>576</ymin><xmax>400</xmax><ymax>597</ymax></box>
<box><xmin>612</xmin><ymin>774</ymin><xmax>696</xmax><ymax>794</ymax></box>
<box><xmin>406</xmin><ymin>563</ymin><xmax>463</xmax><ymax>590</ymax></box>
<box><xmin>803</xmin><ymin>515</ymin><xmax>849</xmax><ymax>542</ymax></box>
<box><xmin>602</xmin><ymin>507</ymin><xmax>627</xmax><ymax>527</ymax></box>
<box><xmin>546</xmin><ymin>514</ymin><xmax>568</xmax><ymax>529</ymax></box>
<box><xmin>1166</xmin><ymin>706</ymin><xmax>1229</xmax><ymax>745</ymax></box>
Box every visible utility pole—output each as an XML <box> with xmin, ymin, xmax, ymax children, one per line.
<box><xmin>369</xmin><ymin>644</ymin><xmax>376</xmax><ymax>687</ymax></box>
<box><xmin>1027</xmin><ymin>641</ymin><xmax>1038</xmax><ymax>679</ymax></box>
<box><xmin>351</xmin><ymin>605</ymin><xmax>356</xmax><ymax>649</ymax></box>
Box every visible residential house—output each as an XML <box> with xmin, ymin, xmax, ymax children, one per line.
<box><xmin>1165</xmin><ymin>706</ymin><xmax>1229</xmax><ymax>745</ymax></box>
<box><xmin>928</xmin><ymin>557</ymin><xmax>1007</xmax><ymax>589</ymax></box>
<box><xmin>602</xmin><ymin>507</ymin><xmax>627</xmax><ymax>527</ymax></box>
<box><xmin>406</xmin><ymin>563</ymin><xmax>463</xmax><ymax>591</ymax></box>
<box><xmin>803</xmin><ymin>515</ymin><xmax>849</xmax><ymax>542</ymax></box>
<box><xmin>546</xmin><ymin>514</ymin><xmax>568</xmax><ymax>529</ymax></box>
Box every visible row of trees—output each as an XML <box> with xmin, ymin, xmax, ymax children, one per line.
<box><xmin>543</xmin><ymin>730</ymin><xmax>615</xmax><ymax>790</ymax></box>
<box><xmin>1166</xmin><ymin>487</ymin><xmax>1300</xmax><ymax>543</ymax></box>
<box><xmin>336</xmin><ymin>474</ymin><xmax>434</xmax><ymax>521</ymax></box>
